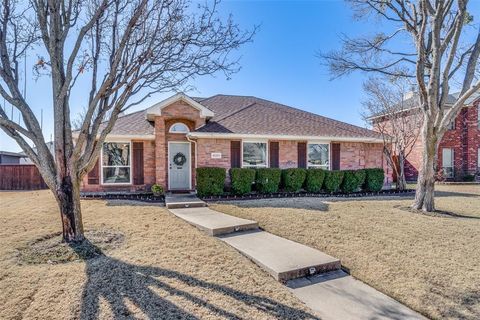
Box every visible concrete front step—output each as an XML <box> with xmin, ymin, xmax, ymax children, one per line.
<box><xmin>169</xmin><ymin>207</ymin><xmax>259</xmax><ymax>236</ymax></box>
<box><xmin>165</xmin><ymin>194</ymin><xmax>207</xmax><ymax>209</ymax></box>
<box><xmin>219</xmin><ymin>230</ymin><xmax>341</xmax><ymax>282</ymax></box>
<box><xmin>287</xmin><ymin>270</ymin><xmax>427</xmax><ymax>320</ymax></box>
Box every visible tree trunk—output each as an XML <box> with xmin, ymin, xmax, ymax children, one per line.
<box><xmin>56</xmin><ymin>175</ymin><xmax>84</xmax><ymax>242</ymax></box>
<box><xmin>397</xmin><ymin>154</ymin><xmax>407</xmax><ymax>190</ymax></box>
<box><xmin>412</xmin><ymin>120</ymin><xmax>438</xmax><ymax>212</ymax></box>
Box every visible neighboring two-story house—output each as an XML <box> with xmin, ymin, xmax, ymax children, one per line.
<box><xmin>372</xmin><ymin>93</ymin><xmax>480</xmax><ymax>182</ymax></box>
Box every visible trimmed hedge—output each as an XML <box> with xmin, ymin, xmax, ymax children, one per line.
<box><xmin>196</xmin><ymin>166</ymin><xmax>385</xmax><ymax>197</ymax></box>
<box><xmin>324</xmin><ymin>170</ymin><xmax>344</xmax><ymax>193</ymax></box>
<box><xmin>282</xmin><ymin>168</ymin><xmax>307</xmax><ymax>192</ymax></box>
<box><xmin>341</xmin><ymin>169</ymin><xmax>366</xmax><ymax>193</ymax></box>
<box><xmin>255</xmin><ymin>168</ymin><xmax>282</xmax><ymax>194</ymax></box>
<box><xmin>305</xmin><ymin>168</ymin><xmax>326</xmax><ymax>193</ymax></box>
<box><xmin>230</xmin><ymin>168</ymin><xmax>256</xmax><ymax>195</ymax></box>
<box><xmin>364</xmin><ymin>168</ymin><xmax>385</xmax><ymax>192</ymax></box>
<box><xmin>196</xmin><ymin>167</ymin><xmax>226</xmax><ymax>197</ymax></box>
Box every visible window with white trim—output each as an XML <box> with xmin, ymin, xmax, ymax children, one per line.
<box><xmin>447</xmin><ymin>118</ymin><xmax>455</xmax><ymax>130</ymax></box>
<box><xmin>102</xmin><ymin>142</ymin><xmax>131</xmax><ymax>184</ymax></box>
<box><xmin>242</xmin><ymin>142</ymin><xmax>267</xmax><ymax>167</ymax></box>
<box><xmin>169</xmin><ymin>123</ymin><xmax>189</xmax><ymax>133</ymax></box>
<box><xmin>307</xmin><ymin>143</ymin><xmax>330</xmax><ymax>169</ymax></box>
<box><xmin>442</xmin><ymin>148</ymin><xmax>454</xmax><ymax>178</ymax></box>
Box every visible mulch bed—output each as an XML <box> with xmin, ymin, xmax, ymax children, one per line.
<box><xmin>201</xmin><ymin>189</ymin><xmax>415</xmax><ymax>201</ymax></box>
<box><xmin>80</xmin><ymin>191</ymin><xmax>164</xmax><ymax>202</ymax></box>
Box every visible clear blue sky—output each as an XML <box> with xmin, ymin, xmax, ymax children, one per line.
<box><xmin>0</xmin><ymin>0</ymin><xmax>395</xmax><ymax>152</ymax></box>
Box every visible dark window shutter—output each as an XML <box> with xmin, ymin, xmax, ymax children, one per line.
<box><xmin>88</xmin><ymin>159</ymin><xmax>100</xmax><ymax>185</ymax></box>
<box><xmin>133</xmin><ymin>142</ymin><xmax>144</xmax><ymax>185</ymax></box>
<box><xmin>269</xmin><ymin>141</ymin><xmax>279</xmax><ymax>168</ymax></box>
<box><xmin>231</xmin><ymin>141</ymin><xmax>241</xmax><ymax>168</ymax></box>
<box><xmin>297</xmin><ymin>142</ymin><xmax>307</xmax><ymax>168</ymax></box>
<box><xmin>331</xmin><ymin>143</ymin><xmax>341</xmax><ymax>170</ymax></box>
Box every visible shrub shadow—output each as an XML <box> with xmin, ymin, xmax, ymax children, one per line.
<box><xmin>216</xmin><ymin>198</ymin><xmax>329</xmax><ymax>212</ymax></box>
<box><xmin>75</xmin><ymin>242</ymin><xmax>319</xmax><ymax>319</ymax></box>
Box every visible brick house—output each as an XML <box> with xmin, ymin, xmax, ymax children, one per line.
<box><xmin>372</xmin><ymin>94</ymin><xmax>480</xmax><ymax>182</ymax></box>
<box><xmin>78</xmin><ymin>93</ymin><xmax>390</xmax><ymax>192</ymax></box>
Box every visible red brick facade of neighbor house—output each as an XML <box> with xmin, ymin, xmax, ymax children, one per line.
<box><xmin>79</xmin><ymin>93</ymin><xmax>391</xmax><ymax>192</ymax></box>
<box><xmin>373</xmin><ymin>98</ymin><xmax>480</xmax><ymax>182</ymax></box>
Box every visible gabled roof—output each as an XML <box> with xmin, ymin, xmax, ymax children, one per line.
<box><xmin>146</xmin><ymin>93</ymin><xmax>214</xmax><ymax>120</ymax></box>
<box><xmin>193</xmin><ymin>95</ymin><xmax>383</xmax><ymax>140</ymax></box>
<box><xmin>89</xmin><ymin>93</ymin><xmax>385</xmax><ymax>141</ymax></box>
<box><xmin>368</xmin><ymin>91</ymin><xmax>480</xmax><ymax>121</ymax></box>
<box><xmin>99</xmin><ymin>109</ymin><xmax>155</xmax><ymax>136</ymax></box>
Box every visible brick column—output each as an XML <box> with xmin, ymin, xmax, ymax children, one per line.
<box><xmin>154</xmin><ymin>116</ymin><xmax>167</xmax><ymax>188</ymax></box>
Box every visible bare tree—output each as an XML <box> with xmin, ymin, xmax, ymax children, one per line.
<box><xmin>322</xmin><ymin>0</ymin><xmax>480</xmax><ymax>212</ymax></box>
<box><xmin>0</xmin><ymin>0</ymin><xmax>254</xmax><ymax>242</ymax></box>
<box><xmin>362</xmin><ymin>77</ymin><xmax>422</xmax><ymax>190</ymax></box>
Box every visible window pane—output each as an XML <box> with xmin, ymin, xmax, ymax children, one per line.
<box><xmin>442</xmin><ymin>148</ymin><xmax>453</xmax><ymax>178</ymax></box>
<box><xmin>103</xmin><ymin>167</ymin><xmax>130</xmax><ymax>183</ymax></box>
<box><xmin>308</xmin><ymin>144</ymin><xmax>329</xmax><ymax>167</ymax></box>
<box><xmin>442</xmin><ymin>148</ymin><xmax>453</xmax><ymax>168</ymax></box>
<box><xmin>169</xmin><ymin>123</ymin><xmax>189</xmax><ymax>133</ymax></box>
<box><xmin>102</xmin><ymin>143</ymin><xmax>130</xmax><ymax>166</ymax></box>
<box><xmin>243</xmin><ymin>142</ymin><xmax>267</xmax><ymax>167</ymax></box>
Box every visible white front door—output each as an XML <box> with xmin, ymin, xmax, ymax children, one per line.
<box><xmin>168</xmin><ymin>142</ymin><xmax>191</xmax><ymax>190</ymax></box>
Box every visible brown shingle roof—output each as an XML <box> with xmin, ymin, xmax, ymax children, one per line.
<box><xmin>98</xmin><ymin>94</ymin><xmax>382</xmax><ymax>139</ymax></box>
<box><xmin>99</xmin><ymin>110</ymin><xmax>154</xmax><ymax>136</ymax></box>
<box><xmin>196</xmin><ymin>95</ymin><xmax>382</xmax><ymax>139</ymax></box>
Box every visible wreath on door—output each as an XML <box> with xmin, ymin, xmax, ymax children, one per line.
<box><xmin>173</xmin><ymin>152</ymin><xmax>187</xmax><ymax>166</ymax></box>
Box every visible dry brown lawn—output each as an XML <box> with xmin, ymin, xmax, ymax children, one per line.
<box><xmin>0</xmin><ymin>191</ymin><xmax>317</xmax><ymax>320</ymax></box>
<box><xmin>212</xmin><ymin>185</ymin><xmax>480</xmax><ymax>320</ymax></box>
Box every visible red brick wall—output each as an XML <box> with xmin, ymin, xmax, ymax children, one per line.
<box><xmin>196</xmin><ymin>138</ymin><xmax>231</xmax><ymax>169</ymax></box>
<box><xmin>279</xmin><ymin>140</ymin><xmax>299</xmax><ymax>168</ymax></box>
<box><xmin>338</xmin><ymin>142</ymin><xmax>392</xmax><ymax>184</ymax></box>
<box><xmin>439</xmin><ymin>104</ymin><xmax>480</xmax><ymax>178</ymax></box>
<box><xmin>465</xmin><ymin>104</ymin><xmax>480</xmax><ymax>173</ymax></box>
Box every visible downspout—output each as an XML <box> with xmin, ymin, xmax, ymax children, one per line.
<box><xmin>186</xmin><ymin>134</ymin><xmax>198</xmax><ymax>191</ymax></box>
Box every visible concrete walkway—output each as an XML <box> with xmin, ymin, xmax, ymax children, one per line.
<box><xmin>169</xmin><ymin>207</ymin><xmax>258</xmax><ymax>236</ymax></box>
<box><xmin>165</xmin><ymin>193</ymin><xmax>206</xmax><ymax>209</ymax></box>
<box><xmin>288</xmin><ymin>270</ymin><xmax>427</xmax><ymax>320</ymax></box>
<box><xmin>167</xmin><ymin>204</ymin><xmax>426</xmax><ymax>319</ymax></box>
<box><xmin>219</xmin><ymin>230</ymin><xmax>340</xmax><ymax>281</ymax></box>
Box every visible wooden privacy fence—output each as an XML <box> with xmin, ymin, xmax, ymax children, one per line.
<box><xmin>0</xmin><ymin>165</ymin><xmax>48</xmax><ymax>190</ymax></box>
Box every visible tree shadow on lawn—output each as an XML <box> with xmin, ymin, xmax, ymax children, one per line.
<box><xmin>76</xmin><ymin>241</ymin><xmax>319</xmax><ymax>320</ymax></box>
<box><xmin>434</xmin><ymin>190</ymin><xmax>479</xmax><ymax>198</ymax></box>
<box><xmin>217</xmin><ymin>198</ymin><xmax>329</xmax><ymax>212</ymax></box>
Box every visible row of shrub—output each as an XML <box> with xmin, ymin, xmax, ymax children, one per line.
<box><xmin>196</xmin><ymin>167</ymin><xmax>385</xmax><ymax>197</ymax></box>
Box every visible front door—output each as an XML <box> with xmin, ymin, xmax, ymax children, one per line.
<box><xmin>169</xmin><ymin>142</ymin><xmax>191</xmax><ymax>190</ymax></box>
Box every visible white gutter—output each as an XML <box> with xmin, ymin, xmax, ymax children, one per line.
<box><xmin>187</xmin><ymin>132</ymin><xmax>384</xmax><ymax>143</ymax></box>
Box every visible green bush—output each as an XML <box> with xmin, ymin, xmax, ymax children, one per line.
<box><xmin>282</xmin><ymin>168</ymin><xmax>307</xmax><ymax>192</ymax></box>
<box><xmin>230</xmin><ymin>168</ymin><xmax>256</xmax><ymax>195</ymax></box>
<box><xmin>324</xmin><ymin>170</ymin><xmax>344</xmax><ymax>193</ymax></box>
<box><xmin>462</xmin><ymin>174</ymin><xmax>475</xmax><ymax>182</ymax></box>
<box><xmin>151</xmin><ymin>184</ymin><xmax>164</xmax><ymax>196</ymax></box>
<box><xmin>364</xmin><ymin>168</ymin><xmax>385</xmax><ymax>192</ymax></box>
<box><xmin>255</xmin><ymin>168</ymin><xmax>281</xmax><ymax>194</ymax></box>
<box><xmin>305</xmin><ymin>168</ymin><xmax>326</xmax><ymax>193</ymax></box>
<box><xmin>355</xmin><ymin>169</ymin><xmax>367</xmax><ymax>187</ymax></box>
<box><xmin>196</xmin><ymin>167</ymin><xmax>226</xmax><ymax>197</ymax></box>
<box><xmin>341</xmin><ymin>170</ymin><xmax>366</xmax><ymax>193</ymax></box>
